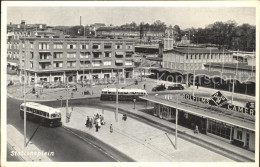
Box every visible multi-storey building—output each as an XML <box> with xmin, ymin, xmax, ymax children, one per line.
<box><xmin>19</xmin><ymin>37</ymin><xmax>135</xmax><ymax>83</ymax></box>
<box><xmin>6</xmin><ymin>20</ymin><xmax>59</xmax><ymax>72</ymax></box>
<box><xmin>162</xmin><ymin>47</ymin><xmax>233</xmax><ymax>71</ymax></box>
<box><xmin>96</xmin><ymin>26</ymin><xmax>166</xmax><ymax>40</ymax></box>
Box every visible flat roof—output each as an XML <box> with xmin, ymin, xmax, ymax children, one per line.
<box><xmin>205</xmin><ymin>62</ymin><xmax>256</xmax><ymax>71</ymax></box>
<box><xmin>21</xmin><ymin>102</ymin><xmax>61</xmax><ymax>114</ymax></box>
<box><xmin>140</xmin><ymin>95</ymin><xmax>255</xmax><ymax>131</ymax></box>
<box><xmin>150</xmin><ymin>68</ymin><xmax>256</xmax><ymax>83</ymax></box>
<box><xmin>164</xmin><ymin>48</ymin><xmax>231</xmax><ymax>54</ymax></box>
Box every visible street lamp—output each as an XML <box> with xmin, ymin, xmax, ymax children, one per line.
<box><xmin>78</xmin><ymin>25</ymin><xmax>87</xmax><ymax>96</ymax></box>
<box><xmin>23</xmin><ymin>24</ymin><xmax>27</xmax><ymax>148</ymax></box>
<box><xmin>133</xmin><ymin>98</ymin><xmax>136</xmax><ymax>110</ymax></box>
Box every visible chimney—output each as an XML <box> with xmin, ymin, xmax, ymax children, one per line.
<box><xmin>80</xmin><ymin>16</ymin><xmax>82</xmax><ymax>26</ymax></box>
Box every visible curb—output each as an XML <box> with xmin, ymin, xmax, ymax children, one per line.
<box><xmin>7</xmin><ymin>93</ymin><xmax>100</xmax><ymax>102</ymax></box>
<box><xmin>62</xmin><ymin>126</ymin><xmax>136</xmax><ymax>162</ymax></box>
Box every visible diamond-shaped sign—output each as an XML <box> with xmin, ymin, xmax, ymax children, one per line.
<box><xmin>210</xmin><ymin>91</ymin><xmax>228</xmax><ymax>106</ymax></box>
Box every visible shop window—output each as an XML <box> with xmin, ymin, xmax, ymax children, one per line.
<box><xmin>237</xmin><ymin>130</ymin><xmax>243</xmax><ymax>140</ymax></box>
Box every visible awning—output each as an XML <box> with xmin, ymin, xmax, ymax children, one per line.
<box><xmin>115</xmin><ymin>52</ymin><xmax>124</xmax><ymax>55</ymax></box>
<box><xmin>115</xmin><ymin>60</ymin><xmax>124</xmax><ymax>63</ymax></box>
<box><xmin>92</xmin><ymin>59</ymin><xmax>102</xmax><ymax>62</ymax></box>
<box><xmin>7</xmin><ymin>62</ymin><xmax>18</xmax><ymax>66</ymax></box>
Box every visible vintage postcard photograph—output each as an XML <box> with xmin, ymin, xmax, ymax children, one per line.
<box><xmin>1</xmin><ymin>1</ymin><xmax>259</xmax><ymax>167</ymax></box>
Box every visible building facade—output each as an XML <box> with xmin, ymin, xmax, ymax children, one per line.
<box><xmin>163</xmin><ymin>47</ymin><xmax>233</xmax><ymax>71</ymax></box>
<box><xmin>19</xmin><ymin>37</ymin><xmax>135</xmax><ymax>83</ymax></box>
<box><xmin>141</xmin><ymin>92</ymin><xmax>255</xmax><ymax>152</ymax></box>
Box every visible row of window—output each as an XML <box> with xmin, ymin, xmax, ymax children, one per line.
<box><xmin>38</xmin><ymin>52</ymin><xmax>132</xmax><ymax>59</ymax></box>
<box><xmin>21</xmin><ymin>106</ymin><xmax>50</xmax><ymax>118</ymax></box>
<box><xmin>38</xmin><ymin>43</ymin><xmax>133</xmax><ymax>50</ymax></box>
<box><xmin>207</xmin><ymin>120</ymin><xmax>231</xmax><ymax>140</ymax></box>
<box><xmin>34</xmin><ymin>60</ymin><xmax>133</xmax><ymax>69</ymax></box>
<box><xmin>102</xmin><ymin>91</ymin><xmax>146</xmax><ymax>95</ymax></box>
<box><xmin>186</xmin><ymin>54</ymin><xmax>232</xmax><ymax>60</ymax></box>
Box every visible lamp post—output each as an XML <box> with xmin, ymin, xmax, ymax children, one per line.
<box><xmin>23</xmin><ymin>24</ymin><xmax>27</xmax><ymax>148</ymax></box>
<box><xmin>133</xmin><ymin>98</ymin><xmax>136</xmax><ymax>110</ymax></box>
<box><xmin>175</xmin><ymin>93</ymin><xmax>179</xmax><ymax>150</ymax></box>
<box><xmin>78</xmin><ymin>25</ymin><xmax>86</xmax><ymax>95</ymax></box>
<box><xmin>115</xmin><ymin>70</ymin><xmax>119</xmax><ymax>122</ymax></box>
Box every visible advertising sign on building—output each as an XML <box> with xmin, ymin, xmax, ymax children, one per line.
<box><xmin>210</xmin><ymin>91</ymin><xmax>228</xmax><ymax>106</ymax></box>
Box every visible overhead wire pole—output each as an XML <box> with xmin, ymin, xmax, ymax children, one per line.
<box><xmin>175</xmin><ymin>93</ymin><xmax>179</xmax><ymax>150</ymax></box>
<box><xmin>23</xmin><ymin>23</ymin><xmax>27</xmax><ymax>147</ymax></box>
<box><xmin>115</xmin><ymin>70</ymin><xmax>119</xmax><ymax>122</ymax></box>
<box><xmin>231</xmin><ymin>54</ymin><xmax>239</xmax><ymax>104</ymax></box>
<box><xmin>82</xmin><ymin>25</ymin><xmax>86</xmax><ymax>95</ymax></box>
<box><xmin>66</xmin><ymin>77</ymin><xmax>69</xmax><ymax>123</ymax></box>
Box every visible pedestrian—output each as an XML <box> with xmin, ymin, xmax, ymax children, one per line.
<box><xmin>36</xmin><ymin>91</ymin><xmax>39</xmax><ymax>98</ymax></box>
<box><xmin>89</xmin><ymin>118</ymin><xmax>93</xmax><ymax>129</ymax></box>
<box><xmin>196</xmin><ymin>83</ymin><xmax>199</xmax><ymax>89</ymax></box>
<box><xmin>194</xmin><ymin>125</ymin><xmax>199</xmax><ymax>134</ymax></box>
<box><xmin>110</xmin><ymin>124</ymin><xmax>113</xmax><ymax>133</ymax></box>
<box><xmin>95</xmin><ymin>123</ymin><xmax>99</xmax><ymax>132</ymax></box>
<box><xmin>86</xmin><ymin>116</ymin><xmax>90</xmax><ymax>127</ymax></box>
<box><xmin>97</xmin><ymin>118</ymin><xmax>101</xmax><ymax>129</ymax></box>
<box><xmin>143</xmin><ymin>84</ymin><xmax>146</xmax><ymax>90</ymax></box>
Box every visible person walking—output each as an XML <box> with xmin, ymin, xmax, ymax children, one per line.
<box><xmin>97</xmin><ymin>117</ymin><xmax>101</xmax><ymax>129</ymax></box>
<box><xmin>86</xmin><ymin>116</ymin><xmax>89</xmax><ymax>127</ymax></box>
<box><xmin>143</xmin><ymin>84</ymin><xmax>146</xmax><ymax>90</ymax></box>
<box><xmin>110</xmin><ymin>124</ymin><xmax>113</xmax><ymax>133</ymax></box>
<box><xmin>95</xmin><ymin>123</ymin><xmax>99</xmax><ymax>132</ymax></box>
<box><xmin>89</xmin><ymin>118</ymin><xmax>93</xmax><ymax>129</ymax></box>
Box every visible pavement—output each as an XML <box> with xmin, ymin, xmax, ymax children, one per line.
<box><xmin>61</xmin><ymin>106</ymin><xmax>233</xmax><ymax>162</ymax></box>
<box><xmin>60</xmin><ymin>103</ymin><xmax>254</xmax><ymax>162</ymax></box>
<box><xmin>7</xmin><ymin>124</ymin><xmax>53</xmax><ymax>162</ymax></box>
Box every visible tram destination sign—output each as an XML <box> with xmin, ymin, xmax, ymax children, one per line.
<box><xmin>181</xmin><ymin>92</ymin><xmax>255</xmax><ymax>117</ymax></box>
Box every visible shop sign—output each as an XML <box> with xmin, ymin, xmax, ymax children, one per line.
<box><xmin>210</xmin><ymin>91</ymin><xmax>228</xmax><ymax>106</ymax></box>
<box><xmin>181</xmin><ymin>92</ymin><xmax>255</xmax><ymax>117</ymax></box>
<box><xmin>182</xmin><ymin>93</ymin><xmax>209</xmax><ymax>105</ymax></box>
<box><xmin>222</xmin><ymin>103</ymin><xmax>255</xmax><ymax>116</ymax></box>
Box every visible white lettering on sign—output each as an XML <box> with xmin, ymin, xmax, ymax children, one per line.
<box><xmin>182</xmin><ymin>94</ymin><xmax>209</xmax><ymax>105</ymax></box>
<box><xmin>226</xmin><ymin>104</ymin><xmax>255</xmax><ymax>116</ymax></box>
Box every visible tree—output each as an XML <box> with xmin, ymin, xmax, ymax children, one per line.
<box><xmin>173</xmin><ymin>25</ymin><xmax>182</xmax><ymax>41</ymax></box>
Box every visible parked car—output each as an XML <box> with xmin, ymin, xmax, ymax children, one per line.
<box><xmin>152</xmin><ymin>84</ymin><xmax>166</xmax><ymax>91</ymax></box>
<box><xmin>246</xmin><ymin>102</ymin><xmax>255</xmax><ymax>109</ymax></box>
<box><xmin>168</xmin><ymin>84</ymin><xmax>184</xmax><ymax>90</ymax></box>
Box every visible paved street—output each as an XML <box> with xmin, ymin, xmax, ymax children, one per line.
<box><xmin>5</xmin><ymin>74</ymin><xmax>256</xmax><ymax>162</ymax></box>
<box><xmin>6</xmin><ymin>97</ymin><xmax>133</xmax><ymax>162</ymax></box>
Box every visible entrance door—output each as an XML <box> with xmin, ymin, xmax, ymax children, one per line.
<box><xmin>125</xmin><ymin>72</ymin><xmax>130</xmax><ymax>78</ymax></box>
<box><xmin>245</xmin><ymin>133</ymin><xmax>250</xmax><ymax>148</ymax></box>
<box><xmin>104</xmin><ymin>74</ymin><xmax>110</xmax><ymax>78</ymax></box>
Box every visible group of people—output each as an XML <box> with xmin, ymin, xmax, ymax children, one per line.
<box><xmin>85</xmin><ymin>114</ymin><xmax>106</xmax><ymax>132</ymax></box>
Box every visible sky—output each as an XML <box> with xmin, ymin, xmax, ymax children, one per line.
<box><xmin>7</xmin><ymin>6</ymin><xmax>256</xmax><ymax>29</ymax></box>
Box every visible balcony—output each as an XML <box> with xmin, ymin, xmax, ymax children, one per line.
<box><xmin>115</xmin><ymin>60</ymin><xmax>124</xmax><ymax>66</ymax></box>
<box><xmin>39</xmin><ymin>58</ymin><xmax>51</xmax><ymax>62</ymax></box>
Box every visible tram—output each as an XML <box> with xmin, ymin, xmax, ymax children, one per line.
<box><xmin>20</xmin><ymin>102</ymin><xmax>62</xmax><ymax>127</ymax></box>
<box><xmin>100</xmin><ymin>88</ymin><xmax>147</xmax><ymax>101</ymax></box>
